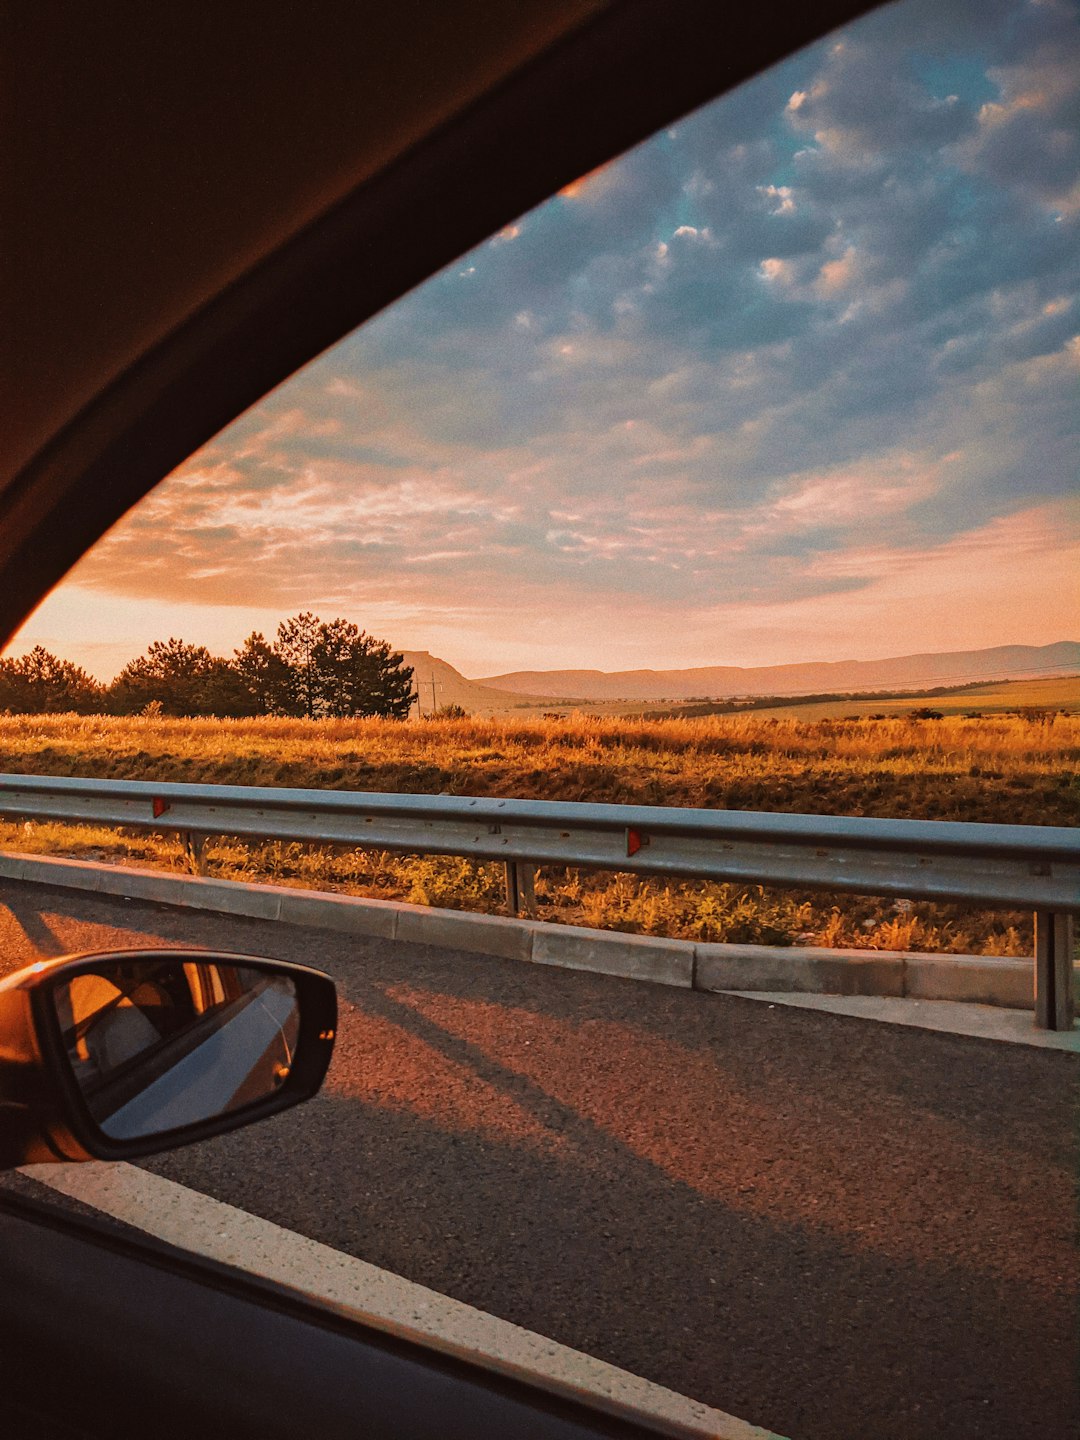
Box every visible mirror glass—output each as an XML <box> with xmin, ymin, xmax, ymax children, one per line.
<box><xmin>50</xmin><ymin>959</ymin><xmax>300</xmax><ymax>1139</ymax></box>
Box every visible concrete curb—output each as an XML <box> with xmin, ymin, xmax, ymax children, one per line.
<box><xmin>0</xmin><ymin>850</ymin><xmax>1036</xmax><ymax>1009</ymax></box>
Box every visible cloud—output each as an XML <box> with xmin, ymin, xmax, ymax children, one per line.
<box><xmin>32</xmin><ymin>0</ymin><xmax>1080</xmax><ymax>676</ymax></box>
<box><xmin>953</xmin><ymin>0</ymin><xmax>1080</xmax><ymax>211</ymax></box>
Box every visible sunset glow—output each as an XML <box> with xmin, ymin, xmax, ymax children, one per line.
<box><xmin>10</xmin><ymin>0</ymin><xmax>1080</xmax><ymax>680</ymax></box>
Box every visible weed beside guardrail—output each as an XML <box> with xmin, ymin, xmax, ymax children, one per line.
<box><xmin>0</xmin><ymin>770</ymin><xmax>1076</xmax><ymax>1028</ymax></box>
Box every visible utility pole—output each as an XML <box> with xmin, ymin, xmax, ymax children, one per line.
<box><xmin>419</xmin><ymin>675</ymin><xmax>442</xmax><ymax>715</ymax></box>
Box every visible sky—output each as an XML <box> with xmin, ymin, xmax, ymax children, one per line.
<box><xmin>12</xmin><ymin>0</ymin><xmax>1080</xmax><ymax>681</ymax></box>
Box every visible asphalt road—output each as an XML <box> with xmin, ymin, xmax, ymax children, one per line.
<box><xmin>1</xmin><ymin>878</ymin><xmax>1077</xmax><ymax>1440</ymax></box>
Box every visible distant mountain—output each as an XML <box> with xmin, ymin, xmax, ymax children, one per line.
<box><xmin>400</xmin><ymin>652</ymin><xmax>552</xmax><ymax>715</ymax></box>
<box><xmin>477</xmin><ymin>642</ymin><xmax>1080</xmax><ymax>703</ymax></box>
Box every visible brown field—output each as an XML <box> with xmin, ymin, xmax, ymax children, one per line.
<box><xmin>0</xmin><ymin>710</ymin><xmax>1076</xmax><ymax>955</ymax></box>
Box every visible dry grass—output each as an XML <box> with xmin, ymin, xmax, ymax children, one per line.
<box><xmin>0</xmin><ymin>710</ymin><xmax>1075</xmax><ymax>954</ymax></box>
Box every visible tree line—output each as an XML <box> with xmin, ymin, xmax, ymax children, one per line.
<box><xmin>0</xmin><ymin>614</ymin><xmax>415</xmax><ymax>719</ymax></box>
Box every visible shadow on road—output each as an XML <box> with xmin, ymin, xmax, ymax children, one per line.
<box><xmin>2</xmin><ymin>880</ymin><xmax>1075</xmax><ymax>1440</ymax></box>
<box><xmin>0</xmin><ymin>890</ymin><xmax>70</xmax><ymax>957</ymax></box>
<box><xmin>155</xmin><ymin>938</ymin><xmax>1078</xmax><ymax>1440</ymax></box>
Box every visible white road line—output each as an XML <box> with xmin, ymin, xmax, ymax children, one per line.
<box><xmin>21</xmin><ymin>1161</ymin><xmax>783</xmax><ymax>1440</ymax></box>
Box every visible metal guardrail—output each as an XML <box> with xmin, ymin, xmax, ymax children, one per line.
<box><xmin>0</xmin><ymin>773</ymin><xmax>1076</xmax><ymax>1028</ymax></box>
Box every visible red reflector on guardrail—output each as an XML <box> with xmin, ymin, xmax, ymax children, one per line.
<box><xmin>627</xmin><ymin>827</ymin><xmax>644</xmax><ymax>856</ymax></box>
<box><xmin>152</xmin><ymin>797</ymin><xmax>169</xmax><ymax>819</ymax></box>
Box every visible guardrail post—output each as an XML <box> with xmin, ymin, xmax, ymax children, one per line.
<box><xmin>182</xmin><ymin>832</ymin><xmax>209</xmax><ymax>878</ymax></box>
<box><xmin>504</xmin><ymin>861</ymin><xmax>537</xmax><ymax>919</ymax></box>
<box><xmin>1034</xmin><ymin>910</ymin><xmax>1076</xmax><ymax>1031</ymax></box>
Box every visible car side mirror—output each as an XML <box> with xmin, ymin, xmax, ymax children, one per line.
<box><xmin>0</xmin><ymin>950</ymin><xmax>336</xmax><ymax>1167</ymax></box>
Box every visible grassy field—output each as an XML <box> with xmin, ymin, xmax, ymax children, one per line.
<box><xmin>735</xmin><ymin>673</ymin><xmax>1080</xmax><ymax>722</ymax></box>
<box><xmin>0</xmin><ymin>709</ymin><xmax>1076</xmax><ymax>955</ymax></box>
<box><xmin>443</xmin><ymin>673</ymin><xmax>1080</xmax><ymax>720</ymax></box>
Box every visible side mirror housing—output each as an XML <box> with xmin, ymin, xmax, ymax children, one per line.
<box><xmin>0</xmin><ymin>950</ymin><xmax>336</xmax><ymax>1167</ymax></box>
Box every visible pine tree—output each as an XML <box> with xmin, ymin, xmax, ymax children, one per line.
<box><xmin>109</xmin><ymin>638</ymin><xmax>219</xmax><ymax>716</ymax></box>
<box><xmin>233</xmin><ymin>632</ymin><xmax>291</xmax><ymax>715</ymax></box>
<box><xmin>273</xmin><ymin>614</ymin><xmax>415</xmax><ymax>719</ymax></box>
<box><xmin>0</xmin><ymin>647</ymin><xmax>103</xmax><ymax>713</ymax></box>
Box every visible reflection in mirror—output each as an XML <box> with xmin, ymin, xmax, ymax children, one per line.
<box><xmin>51</xmin><ymin>959</ymin><xmax>300</xmax><ymax>1139</ymax></box>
